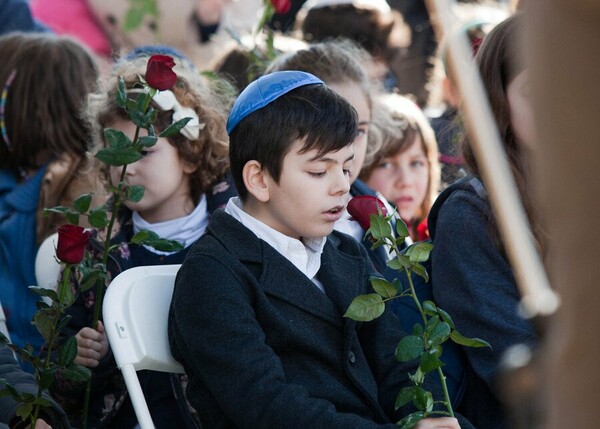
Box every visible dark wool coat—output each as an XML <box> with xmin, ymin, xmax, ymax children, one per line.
<box><xmin>169</xmin><ymin>210</ymin><xmax>475</xmax><ymax>429</ymax></box>
<box><xmin>50</xmin><ymin>175</ymin><xmax>236</xmax><ymax>429</ymax></box>
<box><xmin>429</xmin><ymin>176</ymin><xmax>538</xmax><ymax>429</ymax></box>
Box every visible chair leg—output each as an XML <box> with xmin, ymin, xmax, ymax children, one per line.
<box><xmin>121</xmin><ymin>364</ymin><xmax>155</xmax><ymax>429</ymax></box>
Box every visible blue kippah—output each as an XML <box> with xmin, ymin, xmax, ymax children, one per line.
<box><xmin>226</xmin><ymin>71</ymin><xmax>324</xmax><ymax>134</ymax></box>
<box><xmin>121</xmin><ymin>45</ymin><xmax>197</xmax><ymax>71</ymax></box>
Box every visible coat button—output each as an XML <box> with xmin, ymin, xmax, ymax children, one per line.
<box><xmin>348</xmin><ymin>351</ymin><xmax>356</xmax><ymax>364</ymax></box>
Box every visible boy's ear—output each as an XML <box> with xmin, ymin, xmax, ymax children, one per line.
<box><xmin>242</xmin><ymin>160</ymin><xmax>270</xmax><ymax>202</ymax></box>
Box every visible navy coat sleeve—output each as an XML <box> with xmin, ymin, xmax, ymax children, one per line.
<box><xmin>431</xmin><ymin>188</ymin><xmax>537</xmax><ymax>391</ymax></box>
<box><xmin>0</xmin><ymin>344</ymin><xmax>70</xmax><ymax>428</ymax></box>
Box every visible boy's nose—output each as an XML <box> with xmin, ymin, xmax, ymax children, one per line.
<box><xmin>333</xmin><ymin>170</ymin><xmax>351</xmax><ymax>195</ymax></box>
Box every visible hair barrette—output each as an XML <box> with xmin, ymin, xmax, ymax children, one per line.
<box><xmin>0</xmin><ymin>69</ymin><xmax>17</xmax><ymax>151</ymax></box>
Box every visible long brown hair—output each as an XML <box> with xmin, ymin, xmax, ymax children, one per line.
<box><xmin>462</xmin><ymin>13</ymin><xmax>543</xmax><ymax>249</ymax></box>
<box><xmin>0</xmin><ymin>33</ymin><xmax>99</xmax><ymax>175</ymax></box>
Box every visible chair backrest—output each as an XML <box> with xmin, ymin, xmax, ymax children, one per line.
<box><xmin>35</xmin><ymin>232</ymin><xmax>61</xmax><ymax>292</ymax></box>
<box><xmin>103</xmin><ymin>264</ymin><xmax>184</xmax><ymax>429</ymax></box>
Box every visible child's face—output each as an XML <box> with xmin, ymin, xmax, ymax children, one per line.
<box><xmin>365</xmin><ymin>136</ymin><xmax>429</xmax><ymax>222</ymax></box>
<box><xmin>254</xmin><ymin>140</ymin><xmax>354</xmax><ymax>240</ymax></box>
<box><xmin>326</xmin><ymin>81</ymin><xmax>370</xmax><ymax>184</ymax></box>
<box><xmin>108</xmin><ymin>119</ymin><xmax>196</xmax><ymax>223</ymax></box>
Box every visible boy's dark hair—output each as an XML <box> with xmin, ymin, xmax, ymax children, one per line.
<box><xmin>229</xmin><ymin>84</ymin><xmax>358</xmax><ymax>201</ymax></box>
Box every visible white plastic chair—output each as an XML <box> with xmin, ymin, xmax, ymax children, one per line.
<box><xmin>102</xmin><ymin>264</ymin><xmax>184</xmax><ymax>429</ymax></box>
<box><xmin>35</xmin><ymin>232</ymin><xmax>61</xmax><ymax>305</ymax></box>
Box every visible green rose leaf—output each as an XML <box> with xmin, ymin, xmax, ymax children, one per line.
<box><xmin>38</xmin><ymin>366</ymin><xmax>58</xmax><ymax>390</ymax></box>
<box><xmin>438</xmin><ymin>308</ymin><xmax>456</xmax><ymax>330</ymax></box>
<box><xmin>28</xmin><ymin>287</ymin><xmax>59</xmax><ymax>302</ymax></box>
<box><xmin>412</xmin><ymin>323</ymin><xmax>424</xmax><ymax>336</ymax></box>
<box><xmin>16</xmin><ymin>403</ymin><xmax>33</xmax><ymax>421</ymax></box>
<box><xmin>43</xmin><ymin>206</ymin><xmax>70</xmax><ymax>215</ymax></box>
<box><xmin>34</xmin><ymin>312</ymin><xmax>52</xmax><ymax>342</ymax></box>
<box><xmin>0</xmin><ymin>382</ymin><xmax>20</xmax><ymax>398</ymax></box>
<box><xmin>428</xmin><ymin>321</ymin><xmax>451</xmax><ymax>346</ymax></box>
<box><xmin>126</xmin><ymin>185</ymin><xmax>145</xmax><ymax>203</ymax></box>
<box><xmin>66</xmin><ymin>211</ymin><xmax>80</xmax><ymax>225</ymax></box>
<box><xmin>343</xmin><ymin>294</ymin><xmax>385</xmax><ymax>322</ymax></box>
<box><xmin>103</xmin><ymin>128</ymin><xmax>133</xmax><ymax>148</ymax></box>
<box><xmin>80</xmin><ymin>269</ymin><xmax>104</xmax><ymax>292</ymax></box>
<box><xmin>422</xmin><ymin>300</ymin><xmax>438</xmax><ymax>317</ymax></box>
<box><xmin>58</xmin><ymin>336</ymin><xmax>78</xmax><ymax>366</ymax></box>
<box><xmin>406</xmin><ymin>241</ymin><xmax>433</xmax><ymax>263</ymax></box>
<box><xmin>129</xmin><ymin>104</ymin><xmax>154</xmax><ymax>129</ymax></box>
<box><xmin>450</xmin><ymin>330</ymin><xmax>492</xmax><ymax>348</ymax></box>
<box><xmin>395</xmin><ymin>386</ymin><xmax>415</xmax><ymax>410</ymax></box>
<box><xmin>131</xmin><ymin>230</ymin><xmax>183</xmax><ymax>252</ymax></box>
<box><xmin>138</xmin><ymin>135</ymin><xmax>158</xmax><ymax>148</ymax></box>
<box><xmin>88</xmin><ymin>208</ymin><xmax>109</xmax><ymax>229</ymax></box>
<box><xmin>395</xmin><ymin>218</ymin><xmax>409</xmax><ymax>238</ymax></box>
<box><xmin>413</xmin><ymin>386</ymin><xmax>434</xmax><ymax>412</ymax></box>
<box><xmin>32</xmin><ymin>397</ymin><xmax>52</xmax><ymax>407</ymax></box>
<box><xmin>387</xmin><ymin>255</ymin><xmax>412</xmax><ymax>271</ymax></box>
<box><xmin>370</xmin><ymin>277</ymin><xmax>397</xmax><ymax>299</ymax></box>
<box><xmin>96</xmin><ymin>145</ymin><xmax>143</xmax><ymax>167</ymax></box>
<box><xmin>392</xmin><ymin>278</ymin><xmax>404</xmax><ymax>294</ymax></box>
<box><xmin>411</xmin><ymin>262</ymin><xmax>429</xmax><ymax>282</ymax></box>
<box><xmin>397</xmin><ymin>411</ymin><xmax>426</xmax><ymax>429</ymax></box>
<box><xmin>73</xmin><ymin>193</ymin><xmax>93</xmax><ymax>213</ymax></box>
<box><xmin>396</xmin><ymin>335</ymin><xmax>424</xmax><ymax>362</ymax></box>
<box><xmin>368</xmin><ymin>215</ymin><xmax>392</xmax><ymax>240</ymax></box>
<box><xmin>420</xmin><ymin>348</ymin><xmax>444</xmax><ymax>373</ymax></box>
<box><xmin>61</xmin><ymin>363</ymin><xmax>92</xmax><ymax>383</ymax></box>
<box><xmin>159</xmin><ymin>117</ymin><xmax>192</xmax><ymax>137</ymax></box>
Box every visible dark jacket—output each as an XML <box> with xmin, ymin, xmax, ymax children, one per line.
<box><xmin>428</xmin><ymin>176</ymin><xmax>538</xmax><ymax>429</ymax></box>
<box><xmin>169</xmin><ymin>210</ymin><xmax>475</xmax><ymax>429</ymax></box>
<box><xmin>0</xmin><ymin>343</ymin><xmax>70</xmax><ymax>428</ymax></box>
<box><xmin>51</xmin><ymin>175</ymin><xmax>236</xmax><ymax>429</ymax></box>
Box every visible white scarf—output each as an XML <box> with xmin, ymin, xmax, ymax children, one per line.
<box><xmin>132</xmin><ymin>194</ymin><xmax>208</xmax><ymax>255</ymax></box>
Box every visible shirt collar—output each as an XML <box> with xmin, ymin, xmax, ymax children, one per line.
<box><xmin>225</xmin><ymin>197</ymin><xmax>326</xmax><ymax>284</ymax></box>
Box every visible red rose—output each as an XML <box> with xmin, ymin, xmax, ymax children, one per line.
<box><xmin>145</xmin><ymin>55</ymin><xmax>177</xmax><ymax>91</ymax></box>
<box><xmin>347</xmin><ymin>195</ymin><xmax>388</xmax><ymax>231</ymax></box>
<box><xmin>56</xmin><ymin>225</ymin><xmax>92</xmax><ymax>264</ymax></box>
<box><xmin>270</xmin><ymin>0</ymin><xmax>291</xmax><ymax>14</ymax></box>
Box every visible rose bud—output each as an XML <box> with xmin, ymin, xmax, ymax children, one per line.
<box><xmin>347</xmin><ymin>195</ymin><xmax>388</xmax><ymax>231</ymax></box>
<box><xmin>56</xmin><ymin>224</ymin><xmax>92</xmax><ymax>264</ymax></box>
<box><xmin>270</xmin><ymin>0</ymin><xmax>291</xmax><ymax>14</ymax></box>
<box><xmin>145</xmin><ymin>55</ymin><xmax>177</xmax><ymax>91</ymax></box>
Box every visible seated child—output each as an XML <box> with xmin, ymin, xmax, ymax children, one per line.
<box><xmin>360</xmin><ymin>93</ymin><xmax>440</xmax><ymax>242</ymax></box>
<box><xmin>50</xmin><ymin>53</ymin><xmax>236</xmax><ymax>428</ymax></box>
<box><xmin>168</xmin><ymin>70</ymin><xmax>471</xmax><ymax>429</ymax></box>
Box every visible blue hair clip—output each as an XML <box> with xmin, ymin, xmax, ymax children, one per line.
<box><xmin>0</xmin><ymin>69</ymin><xmax>17</xmax><ymax>151</ymax></box>
<box><xmin>226</xmin><ymin>71</ymin><xmax>324</xmax><ymax>134</ymax></box>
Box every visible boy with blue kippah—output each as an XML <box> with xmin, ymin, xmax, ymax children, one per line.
<box><xmin>168</xmin><ymin>71</ymin><xmax>470</xmax><ymax>429</ymax></box>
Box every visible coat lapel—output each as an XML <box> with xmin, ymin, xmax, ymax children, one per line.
<box><xmin>319</xmin><ymin>236</ymin><xmax>366</xmax><ymax>315</ymax></box>
<box><xmin>208</xmin><ymin>210</ymin><xmax>343</xmax><ymax>327</ymax></box>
